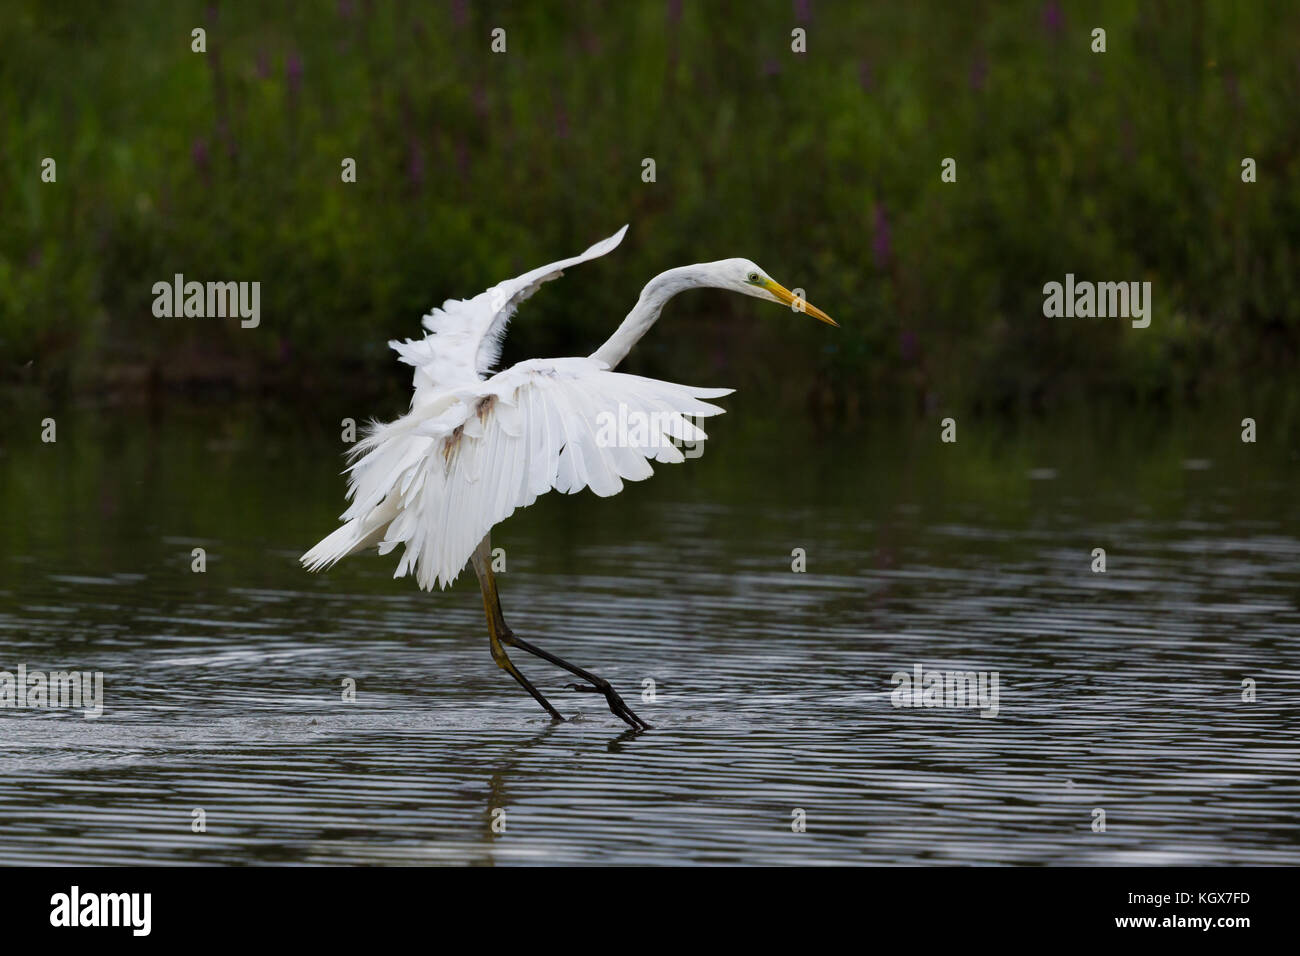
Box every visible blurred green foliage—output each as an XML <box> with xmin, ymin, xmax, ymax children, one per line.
<box><xmin>1</xmin><ymin>0</ymin><xmax>1298</xmax><ymax>419</ymax></box>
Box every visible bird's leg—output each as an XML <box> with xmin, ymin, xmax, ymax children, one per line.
<box><xmin>471</xmin><ymin>537</ymin><xmax>564</xmax><ymax>723</ymax></box>
<box><xmin>470</xmin><ymin>536</ymin><xmax>650</xmax><ymax>731</ymax></box>
<box><xmin>499</xmin><ymin>630</ymin><xmax>652</xmax><ymax>732</ymax></box>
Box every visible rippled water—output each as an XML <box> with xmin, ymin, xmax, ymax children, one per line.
<box><xmin>1</xmin><ymin>404</ymin><xmax>1298</xmax><ymax>864</ymax></box>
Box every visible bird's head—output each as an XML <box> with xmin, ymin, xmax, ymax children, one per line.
<box><xmin>710</xmin><ymin>258</ymin><xmax>838</xmax><ymax>327</ymax></box>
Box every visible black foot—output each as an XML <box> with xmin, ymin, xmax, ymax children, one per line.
<box><xmin>566</xmin><ymin>680</ymin><xmax>652</xmax><ymax>731</ymax></box>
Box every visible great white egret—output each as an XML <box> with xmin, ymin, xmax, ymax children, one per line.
<box><xmin>302</xmin><ymin>225</ymin><xmax>836</xmax><ymax>729</ymax></box>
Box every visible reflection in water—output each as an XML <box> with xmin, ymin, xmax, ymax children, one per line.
<box><xmin>0</xmin><ymin>405</ymin><xmax>1297</xmax><ymax>864</ymax></box>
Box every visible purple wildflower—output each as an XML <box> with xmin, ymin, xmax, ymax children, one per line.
<box><xmin>900</xmin><ymin>329</ymin><xmax>918</xmax><ymax>361</ymax></box>
<box><xmin>1042</xmin><ymin>1</ymin><xmax>1064</xmax><ymax>37</ymax></box>
<box><xmin>287</xmin><ymin>52</ymin><xmax>303</xmax><ymax>99</ymax></box>
<box><xmin>858</xmin><ymin>59</ymin><xmax>874</xmax><ymax>92</ymax></box>
<box><xmin>872</xmin><ymin>202</ymin><xmax>891</xmax><ymax>269</ymax></box>
<box><xmin>408</xmin><ymin>139</ymin><xmax>424</xmax><ymax>189</ymax></box>
<box><xmin>1223</xmin><ymin>71</ymin><xmax>1240</xmax><ymax>108</ymax></box>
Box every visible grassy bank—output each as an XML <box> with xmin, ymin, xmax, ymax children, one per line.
<box><xmin>2</xmin><ymin>1</ymin><xmax>1298</xmax><ymax>418</ymax></box>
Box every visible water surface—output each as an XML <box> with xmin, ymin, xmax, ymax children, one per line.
<box><xmin>1</xmin><ymin>403</ymin><xmax>1297</xmax><ymax>864</ymax></box>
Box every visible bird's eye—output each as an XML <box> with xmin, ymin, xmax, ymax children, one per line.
<box><xmin>747</xmin><ymin>272</ymin><xmax>760</xmax><ymax>283</ymax></box>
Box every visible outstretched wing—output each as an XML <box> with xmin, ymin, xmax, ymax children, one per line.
<box><xmin>389</xmin><ymin>225</ymin><xmax>628</xmax><ymax>403</ymax></box>
<box><xmin>302</xmin><ymin>357</ymin><xmax>732</xmax><ymax>590</ymax></box>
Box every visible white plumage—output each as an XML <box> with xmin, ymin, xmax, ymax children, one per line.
<box><xmin>301</xmin><ymin>225</ymin><xmax>837</xmax><ymax>729</ymax></box>
<box><xmin>302</xmin><ymin>225</ymin><xmax>733</xmax><ymax>589</ymax></box>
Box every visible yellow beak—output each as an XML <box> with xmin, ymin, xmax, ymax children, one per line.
<box><xmin>765</xmin><ymin>280</ymin><xmax>839</xmax><ymax>327</ymax></box>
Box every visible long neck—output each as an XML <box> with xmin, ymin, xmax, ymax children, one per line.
<box><xmin>589</xmin><ymin>265</ymin><xmax>705</xmax><ymax>369</ymax></box>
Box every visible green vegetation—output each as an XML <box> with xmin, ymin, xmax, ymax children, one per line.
<box><xmin>2</xmin><ymin>1</ymin><xmax>1298</xmax><ymax>419</ymax></box>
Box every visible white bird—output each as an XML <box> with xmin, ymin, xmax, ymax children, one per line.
<box><xmin>302</xmin><ymin>225</ymin><xmax>837</xmax><ymax>729</ymax></box>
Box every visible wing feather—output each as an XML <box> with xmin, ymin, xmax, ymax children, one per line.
<box><xmin>390</xmin><ymin>226</ymin><xmax>628</xmax><ymax>402</ymax></box>
<box><xmin>301</xmin><ymin>357</ymin><xmax>733</xmax><ymax>589</ymax></box>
